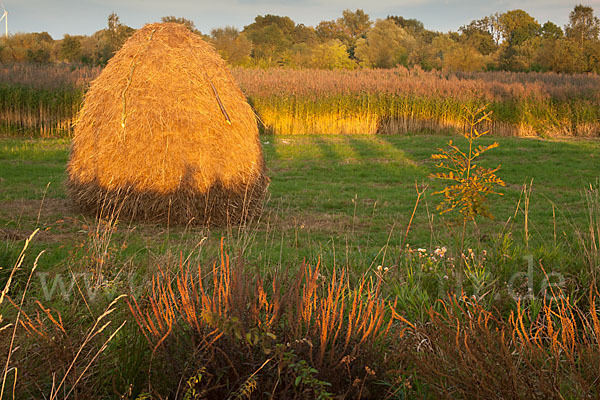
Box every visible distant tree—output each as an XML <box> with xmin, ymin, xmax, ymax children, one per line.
<box><xmin>444</xmin><ymin>44</ymin><xmax>488</xmax><ymax>72</ymax></box>
<box><xmin>78</xmin><ymin>35</ymin><xmax>101</xmax><ymax>65</ymax></box>
<box><xmin>565</xmin><ymin>5</ymin><xmax>600</xmax><ymax>46</ymax></box>
<box><xmin>27</xmin><ymin>32</ymin><xmax>53</xmax><ymax>63</ymax></box>
<box><xmin>310</xmin><ymin>39</ymin><xmax>356</xmax><ymax>69</ymax></box>
<box><xmin>387</xmin><ymin>16</ymin><xmax>425</xmax><ymax>35</ymax></box>
<box><xmin>419</xmin><ymin>29</ymin><xmax>440</xmax><ymax>45</ymax></box>
<box><xmin>563</xmin><ymin>6</ymin><xmax>600</xmax><ymax>71</ymax></box>
<box><xmin>535</xmin><ymin>36</ymin><xmax>582</xmax><ymax>72</ymax></box>
<box><xmin>26</xmin><ymin>49</ymin><xmax>50</xmax><ymax>63</ymax></box>
<box><xmin>340</xmin><ymin>9</ymin><xmax>371</xmax><ymax>56</ymax></box>
<box><xmin>513</xmin><ymin>37</ymin><xmax>543</xmax><ymax>71</ymax></box>
<box><xmin>161</xmin><ymin>16</ymin><xmax>199</xmax><ymax>34</ymax></box>
<box><xmin>340</xmin><ymin>9</ymin><xmax>372</xmax><ymax>39</ymax></box>
<box><xmin>532</xmin><ymin>22</ymin><xmax>567</xmax><ymax>72</ymax></box>
<box><xmin>243</xmin><ymin>15</ymin><xmax>297</xmax><ymax>64</ymax></box>
<box><xmin>60</xmin><ymin>34</ymin><xmax>82</xmax><ymax>62</ymax></box>
<box><xmin>410</xmin><ymin>34</ymin><xmax>456</xmax><ymax>70</ymax></box>
<box><xmin>499</xmin><ymin>9</ymin><xmax>540</xmax><ymax>46</ymax></box>
<box><xmin>90</xmin><ymin>13</ymin><xmax>135</xmax><ymax>65</ymax></box>
<box><xmin>108</xmin><ymin>13</ymin><xmax>120</xmax><ymax>34</ymax></box>
<box><xmin>355</xmin><ymin>19</ymin><xmax>412</xmax><ymax>68</ymax></box>
<box><xmin>245</xmin><ymin>26</ymin><xmax>286</xmax><ymax>64</ymax></box>
<box><xmin>316</xmin><ymin>20</ymin><xmax>346</xmax><ymax>43</ymax></box>
<box><xmin>541</xmin><ymin>21</ymin><xmax>563</xmax><ymax>39</ymax></box>
<box><xmin>488</xmin><ymin>13</ymin><xmax>504</xmax><ymax>45</ymax></box>
<box><xmin>244</xmin><ymin>14</ymin><xmax>296</xmax><ymax>37</ymax></box>
<box><xmin>315</xmin><ymin>9</ymin><xmax>371</xmax><ymax>58</ymax></box>
<box><xmin>210</xmin><ymin>26</ymin><xmax>252</xmax><ymax>66</ymax></box>
<box><xmin>292</xmin><ymin>24</ymin><xmax>317</xmax><ymax>44</ymax></box>
<box><xmin>413</xmin><ymin>34</ymin><xmax>488</xmax><ymax>72</ymax></box>
<box><xmin>35</xmin><ymin>32</ymin><xmax>53</xmax><ymax>44</ymax></box>
<box><xmin>498</xmin><ymin>10</ymin><xmax>540</xmax><ymax>70</ymax></box>
<box><xmin>387</xmin><ymin>15</ymin><xmax>440</xmax><ymax>54</ymax></box>
<box><xmin>584</xmin><ymin>40</ymin><xmax>600</xmax><ymax>72</ymax></box>
<box><xmin>0</xmin><ymin>32</ymin><xmax>54</xmax><ymax>63</ymax></box>
<box><xmin>106</xmin><ymin>13</ymin><xmax>134</xmax><ymax>48</ymax></box>
<box><xmin>459</xmin><ymin>15</ymin><xmax>503</xmax><ymax>46</ymax></box>
<box><xmin>279</xmin><ymin>43</ymin><xmax>312</xmax><ymax>68</ymax></box>
<box><xmin>0</xmin><ymin>35</ymin><xmax>24</xmax><ymax>62</ymax></box>
<box><xmin>459</xmin><ymin>21</ymin><xmax>497</xmax><ymax>55</ymax></box>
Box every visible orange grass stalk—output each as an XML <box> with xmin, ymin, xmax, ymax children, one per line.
<box><xmin>128</xmin><ymin>238</ymin><xmax>407</xmax><ymax>370</ymax></box>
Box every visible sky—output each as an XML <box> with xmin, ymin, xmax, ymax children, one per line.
<box><xmin>2</xmin><ymin>0</ymin><xmax>600</xmax><ymax>40</ymax></box>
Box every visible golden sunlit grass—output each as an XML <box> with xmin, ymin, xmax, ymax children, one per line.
<box><xmin>128</xmin><ymin>238</ymin><xmax>408</xmax><ymax>368</ymax></box>
<box><xmin>410</xmin><ymin>283</ymin><xmax>600</xmax><ymax>399</ymax></box>
<box><xmin>235</xmin><ymin>67</ymin><xmax>600</xmax><ymax>137</ymax></box>
<box><xmin>2</xmin><ymin>65</ymin><xmax>600</xmax><ymax>138</ymax></box>
<box><xmin>0</xmin><ymin>64</ymin><xmax>97</xmax><ymax>138</ymax></box>
<box><xmin>125</xmin><ymin>237</ymin><xmax>410</xmax><ymax>397</ymax></box>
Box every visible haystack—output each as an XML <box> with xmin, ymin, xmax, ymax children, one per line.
<box><xmin>67</xmin><ymin>23</ymin><xmax>268</xmax><ymax>225</ymax></box>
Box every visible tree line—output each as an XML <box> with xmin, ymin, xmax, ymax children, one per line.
<box><xmin>1</xmin><ymin>6</ymin><xmax>599</xmax><ymax>73</ymax></box>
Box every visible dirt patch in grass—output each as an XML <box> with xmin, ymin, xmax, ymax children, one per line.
<box><xmin>0</xmin><ymin>198</ymin><xmax>83</xmax><ymax>243</ymax></box>
<box><xmin>0</xmin><ymin>222</ymin><xmax>80</xmax><ymax>244</ymax></box>
<box><xmin>0</xmin><ymin>227</ymin><xmax>28</xmax><ymax>241</ymax></box>
<box><xmin>275</xmin><ymin>211</ymin><xmax>375</xmax><ymax>233</ymax></box>
<box><xmin>0</xmin><ymin>198</ymin><xmax>75</xmax><ymax>220</ymax></box>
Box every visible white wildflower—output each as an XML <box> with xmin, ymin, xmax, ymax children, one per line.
<box><xmin>434</xmin><ymin>246</ymin><xmax>447</xmax><ymax>258</ymax></box>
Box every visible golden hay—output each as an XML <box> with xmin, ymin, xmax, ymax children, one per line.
<box><xmin>67</xmin><ymin>23</ymin><xmax>268</xmax><ymax>225</ymax></box>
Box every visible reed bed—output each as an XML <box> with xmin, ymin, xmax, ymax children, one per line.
<box><xmin>0</xmin><ymin>63</ymin><xmax>599</xmax><ymax>137</ymax></box>
<box><xmin>0</xmin><ymin>64</ymin><xmax>98</xmax><ymax>137</ymax></box>
<box><xmin>0</xmin><ymin>84</ymin><xmax>83</xmax><ymax>137</ymax></box>
<box><xmin>0</xmin><ymin>63</ymin><xmax>100</xmax><ymax>89</ymax></box>
<box><xmin>234</xmin><ymin>67</ymin><xmax>600</xmax><ymax>136</ymax></box>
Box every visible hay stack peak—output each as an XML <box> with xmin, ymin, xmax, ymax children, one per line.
<box><xmin>67</xmin><ymin>23</ymin><xmax>268</xmax><ymax>225</ymax></box>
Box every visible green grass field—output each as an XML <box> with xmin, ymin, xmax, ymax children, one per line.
<box><xmin>1</xmin><ymin>134</ymin><xmax>598</xmax><ymax>275</ymax></box>
<box><xmin>1</xmin><ymin>134</ymin><xmax>599</xmax><ymax>398</ymax></box>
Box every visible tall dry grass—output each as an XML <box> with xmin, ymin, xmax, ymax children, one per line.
<box><xmin>0</xmin><ymin>227</ymin><xmax>126</xmax><ymax>399</ymax></box>
<box><xmin>0</xmin><ymin>64</ymin><xmax>99</xmax><ymax>137</ymax></box>
<box><xmin>0</xmin><ymin>64</ymin><xmax>100</xmax><ymax>90</ymax></box>
<box><xmin>1</xmin><ymin>64</ymin><xmax>599</xmax><ymax>137</ymax></box>
<box><xmin>410</xmin><ymin>286</ymin><xmax>600</xmax><ymax>399</ymax></box>
<box><xmin>128</xmin><ymin>238</ymin><xmax>409</xmax><ymax>398</ymax></box>
<box><xmin>233</xmin><ymin>67</ymin><xmax>600</xmax><ymax>136</ymax></box>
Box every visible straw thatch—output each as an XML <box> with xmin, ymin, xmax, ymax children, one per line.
<box><xmin>67</xmin><ymin>23</ymin><xmax>268</xmax><ymax>225</ymax></box>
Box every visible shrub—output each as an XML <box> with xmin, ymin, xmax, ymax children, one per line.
<box><xmin>128</xmin><ymin>239</ymin><xmax>411</xmax><ymax>398</ymax></box>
